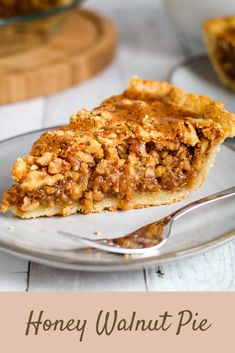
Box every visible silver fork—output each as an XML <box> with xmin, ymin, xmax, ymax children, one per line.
<box><xmin>58</xmin><ymin>186</ymin><xmax>235</xmax><ymax>256</ymax></box>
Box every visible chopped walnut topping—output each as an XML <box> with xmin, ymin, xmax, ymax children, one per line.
<box><xmin>155</xmin><ymin>165</ymin><xmax>165</xmax><ymax>177</ymax></box>
<box><xmin>21</xmin><ymin>197</ymin><xmax>39</xmax><ymax>212</ymax></box>
<box><xmin>86</xmin><ymin>139</ymin><xmax>104</xmax><ymax>158</ymax></box>
<box><xmin>37</xmin><ymin>152</ymin><xmax>53</xmax><ymax>166</ymax></box>
<box><xmin>180</xmin><ymin>122</ymin><xmax>199</xmax><ymax>146</ymax></box>
<box><xmin>44</xmin><ymin>186</ymin><xmax>56</xmax><ymax>195</ymax></box>
<box><xmin>12</xmin><ymin>158</ymin><xmax>27</xmax><ymax>181</ymax></box>
<box><xmin>76</xmin><ymin>151</ymin><xmax>94</xmax><ymax>164</ymax></box>
<box><xmin>21</xmin><ymin>171</ymin><xmax>64</xmax><ymax>191</ymax></box>
<box><xmin>48</xmin><ymin>158</ymin><xmax>62</xmax><ymax>174</ymax></box>
<box><xmin>70</xmin><ymin>185</ymin><xmax>83</xmax><ymax>200</ymax></box>
<box><xmin>145</xmin><ymin>168</ymin><xmax>155</xmax><ymax>178</ymax></box>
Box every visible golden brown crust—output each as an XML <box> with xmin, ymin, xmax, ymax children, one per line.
<box><xmin>8</xmin><ymin>192</ymin><xmax>188</xmax><ymax>219</ymax></box>
<box><xmin>204</xmin><ymin>16</ymin><xmax>235</xmax><ymax>43</ymax></box>
<box><xmin>204</xmin><ymin>16</ymin><xmax>235</xmax><ymax>93</ymax></box>
<box><xmin>127</xmin><ymin>77</ymin><xmax>235</xmax><ymax>136</ymax></box>
<box><xmin>1</xmin><ymin>77</ymin><xmax>233</xmax><ymax>218</ymax></box>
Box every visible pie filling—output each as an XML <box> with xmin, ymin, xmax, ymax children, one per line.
<box><xmin>0</xmin><ymin>123</ymin><xmax>222</xmax><ymax>216</ymax></box>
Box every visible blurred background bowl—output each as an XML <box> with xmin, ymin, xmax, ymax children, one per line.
<box><xmin>0</xmin><ymin>0</ymin><xmax>83</xmax><ymax>56</ymax></box>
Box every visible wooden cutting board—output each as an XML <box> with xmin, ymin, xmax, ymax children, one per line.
<box><xmin>0</xmin><ymin>9</ymin><xmax>117</xmax><ymax>104</ymax></box>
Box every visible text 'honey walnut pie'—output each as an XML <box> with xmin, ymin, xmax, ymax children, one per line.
<box><xmin>204</xmin><ymin>16</ymin><xmax>235</xmax><ymax>92</ymax></box>
<box><xmin>1</xmin><ymin>77</ymin><xmax>235</xmax><ymax>218</ymax></box>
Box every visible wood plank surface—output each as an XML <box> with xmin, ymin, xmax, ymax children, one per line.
<box><xmin>28</xmin><ymin>263</ymin><xmax>146</xmax><ymax>291</ymax></box>
<box><xmin>0</xmin><ymin>250</ymin><xmax>28</xmax><ymax>291</ymax></box>
<box><xmin>0</xmin><ymin>9</ymin><xmax>117</xmax><ymax>104</ymax></box>
<box><xmin>145</xmin><ymin>242</ymin><xmax>235</xmax><ymax>291</ymax></box>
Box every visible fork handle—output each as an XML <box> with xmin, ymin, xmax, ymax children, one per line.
<box><xmin>171</xmin><ymin>186</ymin><xmax>235</xmax><ymax>222</ymax></box>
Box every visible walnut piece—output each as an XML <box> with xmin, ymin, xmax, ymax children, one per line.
<box><xmin>12</xmin><ymin>158</ymin><xmax>27</xmax><ymax>181</ymax></box>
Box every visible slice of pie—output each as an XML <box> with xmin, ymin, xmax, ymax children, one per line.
<box><xmin>204</xmin><ymin>16</ymin><xmax>235</xmax><ymax>91</ymax></box>
<box><xmin>1</xmin><ymin>77</ymin><xmax>235</xmax><ymax>218</ymax></box>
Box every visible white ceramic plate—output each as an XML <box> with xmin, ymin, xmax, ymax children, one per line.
<box><xmin>0</xmin><ymin>124</ymin><xmax>234</xmax><ymax>271</ymax></box>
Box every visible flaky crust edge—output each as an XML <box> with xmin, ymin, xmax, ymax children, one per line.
<box><xmin>127</xmin><ymin>77</ymin><xmax>235</xmax><ymax>137</ymax></box>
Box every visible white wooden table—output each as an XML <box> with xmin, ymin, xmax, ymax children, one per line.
<box><xmin>0</xmin><ymin>0</ymin><xmax>234</xmax><ymax>291</ymax></box>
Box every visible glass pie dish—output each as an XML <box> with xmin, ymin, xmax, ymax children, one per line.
<box><xmin>0</xmin><ymin>0</ymin><xmax>83</xmax><ymax>56</ymax></box>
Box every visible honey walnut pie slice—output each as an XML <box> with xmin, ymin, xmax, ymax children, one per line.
<box><xmin>204</xmin><ymin>16</ymin><xmax>235</xmax><ymax>92</ymax></box>
<box><xmin>1</xmin><ymin>77</ymin><xmax>235</xmax><ymax>218</ymax></box>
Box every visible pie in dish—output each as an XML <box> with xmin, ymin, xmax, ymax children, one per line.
<box><xmin>1</xmin><ymin>77</ymin><xmax>235</xmax><ymax>218</ymax></box>
<box><xmin>204</xmin><ymin>16</ymin><xmax>235</xmax><ymax>91</ymax></box>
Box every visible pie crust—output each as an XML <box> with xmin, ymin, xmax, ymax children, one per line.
<box><xmin>204</xmin><ymin>16</ymin><xmax>235</xmax><ymax>91</ymax></box>
<box><xmin>1</xmin><ymin>77</ymin><xmax>235</xmax><ymax>218</ymax></box>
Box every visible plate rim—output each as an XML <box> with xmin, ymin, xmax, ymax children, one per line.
<box><xmin>0</xmin><ymin>228</ymin><xmax>234</xmax><ymax>271</ymax></box>
<box><xmin>0</xmin><ymin>127</ymin><xmax>234</xmax><ymax>271</ymax></box>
